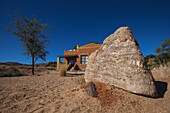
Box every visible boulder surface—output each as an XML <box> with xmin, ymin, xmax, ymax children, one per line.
<box><xmin>84</xmin><ymin>27</ymin><xmax>157</xmax><ymax>97</ymax></box>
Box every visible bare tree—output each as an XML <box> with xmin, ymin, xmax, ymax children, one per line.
<box><xmin>5</xmin><ymin>11</ymin><xmax>50</xmax><ymax>75</ymax></box>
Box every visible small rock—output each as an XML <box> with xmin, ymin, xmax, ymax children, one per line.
<box><xmin>86</xmin><ymin>82</ymin><xmax>98</xmax><ymax>97</ymax></box>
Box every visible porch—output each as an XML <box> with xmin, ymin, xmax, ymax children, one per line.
<box><xmin>57</xmin><ymin>55</ymin><xmax>79</xmax><ymax>71</ymax></box>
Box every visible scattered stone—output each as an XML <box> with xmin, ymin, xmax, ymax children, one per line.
<box><xmin>84</xmin><ymin>27</ymin><xmax>158</xmax><ymax>97</ymax></box>
<box><xmin>86</xmin><ymin>82</ymin><xmax>98</xmax><ymax>97</ymax></box>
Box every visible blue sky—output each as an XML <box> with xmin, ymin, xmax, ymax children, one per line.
<box><xmin>0</xmin><ymin>0</ymin><xmax>170</xmax><ymax>64</ymax></box>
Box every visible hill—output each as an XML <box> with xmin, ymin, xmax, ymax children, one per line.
<box><xmin>0</xmin><ymin>62</ymin><xmax>49</xmax><ymax>67</ymax></box>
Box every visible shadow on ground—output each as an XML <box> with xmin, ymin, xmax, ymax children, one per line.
<box><xmin>155</xmin><ymin>81</ymin><xmax>168</xmax><ymax>98</ymax></box>
<box><xmin>66</xmin><ymin>73</ymin><xmax>84</xmax><ymax>77</ymax></box>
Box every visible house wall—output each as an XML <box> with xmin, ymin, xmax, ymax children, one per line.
<box><xmin>64</xmin><ymin>43</ymin><xmax>101</xmax><ymax>69</ymax></box>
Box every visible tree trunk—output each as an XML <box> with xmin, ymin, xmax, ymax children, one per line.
<box><xmin>32</xmin><ymin>55</ymin><xmax>35</xmax><ymax>75</ymax></box>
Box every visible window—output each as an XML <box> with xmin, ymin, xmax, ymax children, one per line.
<box><xmin>81</xmin><ymin>55</ymin><xmax>88</xmax><ymax>64</ymax></box>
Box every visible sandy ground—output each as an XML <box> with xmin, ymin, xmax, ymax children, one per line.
<box><xmin>0</xmin><ymin>69</ymin><xmax>170</xmax><ymax>113</ymax></box>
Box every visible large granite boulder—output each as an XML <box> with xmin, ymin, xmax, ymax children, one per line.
<box><xmin>84</xmin><ymin>27</ymin><xmax>158</xmax><ymax>97</ymax></box>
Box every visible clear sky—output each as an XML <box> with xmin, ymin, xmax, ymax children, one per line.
<box><xmin>0</xmin><ymin>0</ymin><xmax>170</xmax><ymax>64</ymax></box>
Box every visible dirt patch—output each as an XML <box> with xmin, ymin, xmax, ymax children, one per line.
<box><xmin>0</xmin><ymin>68</ymin><xmax>170</xmax><ymax>113</ymax></box>
<box><xmin>80</xmin><ymin>82</ymin><xmax>116</xmax><ymax>108</ymax></box>
<box><xmin>94</xmin><ymin>82</ymin><xmax>121</xmax><ymax>109</ymax></box>
<box><xmin>74</xmin><ymin>77</ymin><xmax>170</xmax><ymax>112</ymax></box>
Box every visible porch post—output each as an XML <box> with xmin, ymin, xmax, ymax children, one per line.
<box><xmin>65</xmin><ymin>58</ymin><xmax>68</xmax><ymax>64</ymax></box>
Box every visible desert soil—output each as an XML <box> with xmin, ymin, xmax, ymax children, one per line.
<box><xmin>0</xmin><ymin>68</ymin><xmax>170</xmax><ymax>113</ymax></box>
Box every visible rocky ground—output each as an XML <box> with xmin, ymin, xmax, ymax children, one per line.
<box><xmin>0</xmin><ymin>67</ymin><xmax>170</xmax><ymax>113</ymax></box>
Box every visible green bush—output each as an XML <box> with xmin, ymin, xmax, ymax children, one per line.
<box><xmin>46</xmin><ymin>61</ymin><xmax>57</xmax><ymax>67</ymax></box>
<box><xmin>36</xmin><ymin>74</ymin><xmax>40</xmax><ymax>76</ymax></box>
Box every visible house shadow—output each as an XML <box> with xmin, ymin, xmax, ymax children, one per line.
<box><xmin>155</xmin><ymin>81</ymin><xmax>168</xmax><ymax>98</ymax></box>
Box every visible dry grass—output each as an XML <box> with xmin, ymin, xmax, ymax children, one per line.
<box><xmin>58</xmin><ymin>63</ymin><xmax>67</xmax><ymax>77</ymax></box>
<box><xmin>0</xmin><ymin>66</ymin><xmax>26</xmax><ymax>77</ymax></box>
<box><xmin>159</xmin><ymin>62</ymin><xmax>170</xmax><ymax>78</ymax></box>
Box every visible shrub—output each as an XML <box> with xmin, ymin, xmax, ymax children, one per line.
<box><xmin>58</xmin><ymin>63</ymin><xmax>67</xmax><ymax>77</ymax></box>
<box><xmin>46</xmin><ymin>61</ymin><xmax>57</xmax><ymax>67</ymax></box>
<box><xmin>0</xmin><ymin>66</ymin><xmax>25</xmax><ymax>77</ymax></box>
<box><xmin>36</xmin><ymin>74</ymin><xmax>40</xmax><ymax>76</ymax></box>
<box><xmin>160</xmin><ymin>62</ymin><xmax>170</xmax><ymax>78</ymax></box>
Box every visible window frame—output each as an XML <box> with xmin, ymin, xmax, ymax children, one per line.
<box><xmin>80</xmin><ymin>55</ymin><xmax>88</xmax><ymax>64</ymax></box>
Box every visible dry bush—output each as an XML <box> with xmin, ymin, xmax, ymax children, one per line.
<box><xmin>58</xmin><ymin>63</ymin><xmax>67</xmax><ymax>77</ymax></box>
<box><xmin>160</xmin><ymin>62</ymin><xmax>170</xmax><ymax>78</ymax></box>
<box><xmin>0</xmin><ymin>66</ymin><xmax>26</xmax><ymax>77</ymax></box>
